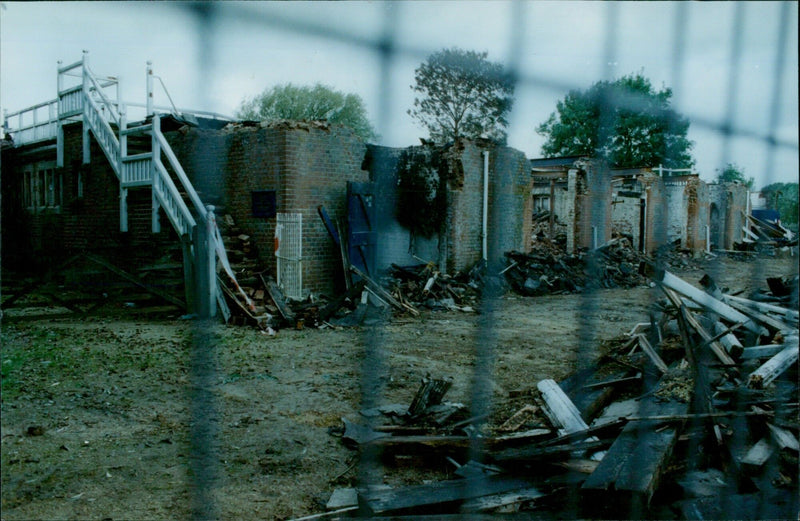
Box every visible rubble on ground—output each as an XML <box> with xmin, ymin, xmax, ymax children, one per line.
<box><xmin>503</xmin><ymin>237</ymin><xmax>649</xmax><ymax>296</ymax></box>
<box><xmin>301</xmin><ymin>269</ymin><xmax>799</xmax><ymax>519</ymax></box>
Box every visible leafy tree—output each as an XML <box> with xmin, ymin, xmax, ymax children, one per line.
<box><xmin>236</xmin><ymin>83</ymin><xmax>377</xmax><ymax>141</ymax></box>
<box><xmin>409</xmin><ymin>48</ymin><xmax>514</xmax><ymax>144</ymax></box>
<box><xmin>761</xmin><ymin>182</ymin><xmax>799</xmax><ymax>226</ymax></box>
<box><xmin>715</xmin><ymin>162</ymin><xmax>754</xmax><ymax>189</ymax></box>
<box><xmin>537</xmin><ymin>73</ymin><xmax>694</xmax><ymax>169</ymax></box>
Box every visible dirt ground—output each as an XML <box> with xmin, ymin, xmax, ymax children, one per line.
<box><xmin>1</xmin><ymin>255</ymin><xmax>797</xmax><ymax>520</ymax></box>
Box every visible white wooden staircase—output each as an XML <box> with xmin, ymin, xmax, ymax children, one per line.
<box><xmin>7</xmin><ymin>52</ymin><xmax>251</xmax><ymax>319</ymax></box>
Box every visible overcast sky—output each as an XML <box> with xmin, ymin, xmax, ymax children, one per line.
<box><xmin>2</xmin><ymin>1</ymin><xmax>797</xmax><ymax>188</ymax></box>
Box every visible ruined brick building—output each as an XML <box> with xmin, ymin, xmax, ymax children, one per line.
<box><xmin>530</xmin><ymin>157</ymin><xmax>750</xmax><ymax>254</ymax></box>
<box><xmin>2</xmin><ymin>54</ymin><xmax>750</xmax><ymax>315</ymax></box>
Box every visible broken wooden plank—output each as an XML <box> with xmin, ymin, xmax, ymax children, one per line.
<box><xmin>491</xmin><ymin>438</ymin><xmax>612</xmax><ymax>464</ymax></box>
<box><xmin>537</xmin><ymin>379</ymin><xmax>592</xmax><ymax>435</ymax></box>
<box><xmin>326</xmin><ymin>488</ymin><xmax>358</xmax><ymax>510</ymax></box>
<box><xmin>408</xmin><ymin>376</ymin><xmax>452</xmax><ymax>416</ymax></box>
<box><xmin>635</xmin><ymin>334</ymin><xmax>669</xmax><ymax>374</ymax></box>
<box><xmin>350</xmin><ymin>265</ymin><xmax>419</xmax><ymax>316</ymax></box>
<box><xmin>460</xmin><ymin>486</ymin><xmax>544</xmax><ymax>513</ymax></box>
<box><xmin>713</xmin><ymin>321</ymin><xmax>744</xmax><ymax>358</ymax></box>
<box><xmin>767</xmin><ymin>423</ymin><xmax>800</xmax><ymax>452</ymax></box>
<box><xmin>740</xmin><ymin>438</ymin><xmax>775</xmax><ymax>469</ymax></box>
<box><xmin>497</xmin><ymin>404</ymin><xmax>539</xmax><ymax>432</ymax></box>
<box><xmin>261</xmin><ymin>275</ymin><xmax>296</xmax><ymax>322</ymax></box>
<box><xmin>581</xmin><ymin>398</ymin><xmax>687</xmax><ymax>506</ymax></box>
<box><xmin>725</xmin><ymin>294</ymin><xmax>800</xmax><ymax>322</ymax></box>
<box><xmin>582</xmin><ymin>373</ymin><xmax>642</xmax><ymax>391</ymax></box>
<box><xmin>357</xmin><ymin>475</ymin><xmax>532</xmax><ymax>516</ymax></box>
<box><xmin>654</xmin><ymin>269</ymin><xmax>765</xmax><ymax>335</ymax></box>
<box><xmin>747</xmin><ymin>343</ymin><xmax>799</xmax><ymax>388</ymax></box>
<box><xmin>679</xmin><ymin>306</ymin><xmax>737</xmax><ymax>366</ymax></box>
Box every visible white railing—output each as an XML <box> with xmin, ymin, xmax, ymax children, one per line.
<box><xmin>6</xmin><ymin>52</ymin><xmax>241</xmax><ymax>317</ymax></box>
<box><xmin>121</xmin><ymin>153</ymin><xmax>153</xmax><ymax>186</ymax></box>
<box><xmin>83</xmin><ymin>91</ymin><xmax>121</xmax><ymax>178</ymax></box>
<box><xmin>152</xmin><ymin>155</ymin><xmax>196</xmax><ymax>237</ymax></box>
<box><xmin>58</xmin><ymin>86</ymin><xmax>83</xmax><ymax>119</ymax></box>
<box><xmin>152</xmin><ymin>114</ymin><xmax>208</xmax><ymax>221</ymax></box>
<box><xmin>655</xmin><ymin>165</ymin><xmax>698</xmax><ymax>177</ymax></box>
<box><xmin>4</xmin><ymin>100</ymin><xmax>59</xmax><ymax>144</ymax></box>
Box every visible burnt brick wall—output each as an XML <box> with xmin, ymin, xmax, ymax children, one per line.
<box><xmin>282</xmin><ymin>125</ymin><xmax>369</xmax><ymax>295</ymax></box>
<box><xmin>639</xmin><ymin>174</ymin><xmax>667</xmax><ymax>254</ymax></box>
<box><xmin>168</xmin><ymin>123</ymin><xmax>369</xmax><ymax>296</ymax></box>
<box><xmin>708</xmin><ymin>182</ymin><xmax>748</xmax><ymax>249</ymax></box>
<box><xmin>568</xmin><ymin>161</ymin><xmax>613</xmax><ymax>252</ymax></box>
<box><xmin>447</xmin><ymin>142</ymin><xmax>532</xmax><ymax>273</ymax></box>
<box><xmin>447</xmin><ymin>142</ymin><xmax>484</xmax><ymax>273</ymax></box>
<box><xmin>1</xmin><ymin>122</ymin><xmax>158</xmax><ymax>271</ymax></box>
<box><xmin>366</xmin><ymin>145</ymin><xmax>440</xmax><ymax>271</ymax></box>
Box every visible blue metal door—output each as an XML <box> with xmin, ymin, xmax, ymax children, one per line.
<box><xmin>346</xmin><ymin>181</ymin><xmax>376</xmax><ymax>276</ymax></box>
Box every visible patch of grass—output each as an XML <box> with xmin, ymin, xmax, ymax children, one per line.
<box><xmin>1</xmin><ymin>324</ymin><xmax>190</xmax><ymax>402</ymax></box>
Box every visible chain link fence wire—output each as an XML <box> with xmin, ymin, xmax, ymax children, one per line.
<box><xmin>166</xmin><ymin>2</ymin><xmax>798</xmax><ymax>519</ymax></box>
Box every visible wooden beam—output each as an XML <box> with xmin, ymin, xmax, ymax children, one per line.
<box><xmin>725</xmin><ymin>294</ymin><xmax>799</xmax><ymax>322</ymax></box>
<box><xmin>350</xmin><ymin>265</ymin><xmax>419</xmax><ymax>316</ymax></box>
<box><xmin>582</xmin><ymin>398</ymin><xmax>687</xmax><ymax>506</ymax></box>
<box><xmin>748</xmin><ymin>343</ymin><xmax>799</xmax><ymax>389</ymax></box>
<box><xmin>713</xmin><ymin>321</ymin><xmax>744</xmax><ymax>358</ymax></box>
<box><xmin>723</xmin><ymin>297</ymin><xmax>792</xmax><ymax>332</ymax></box>
<box><xmin>655</xmin><ymin>269</ymin><xmax>765</xmax><ymax>335</ymax></box>
<box><xmin>84</xmin><ymin>254</ymin><xmax>184</xmax><ymax>308</ymax></box>
<box><xmin>635</xmin><ymin>334</ymin><xmax>669</xmax><ymax>374</ymax></box>
<box><xmin>357</xmin><ymin>476</ymin><xmax>532</xmax><ymax>516</ymax></box>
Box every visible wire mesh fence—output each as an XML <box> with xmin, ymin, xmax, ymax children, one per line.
<box><xmin>2</xmin><ymin>2</ymin><xmax>798</xmax><ymax>520</ymax></box>
<box><xmin>162</xmin><ymin>2</ymin><xmax>799</xmax><ymax>519</ymax></box>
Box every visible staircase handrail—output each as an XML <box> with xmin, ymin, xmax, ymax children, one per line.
<box><xmin>83</xmin><ymin>89</ymin><xmax>121</xmax><ymax>172</ymax></box>
<box><xmin>83</xmin><ymin>66</ymin><xmax>121</xmax><ymax>126</ymax></box>
<box><xmin>152</xmin><ymin>155</ymin><xmax>197</xmax><ymax>235</ymax></box>
<box><xmin>152</xmin><ymin>114</ymin><xmax>208</xmax><ymax>220</ymax></box>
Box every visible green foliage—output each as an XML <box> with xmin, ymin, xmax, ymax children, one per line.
<box><xmin>537</xmin><ymin>73</ymin><xmax>694</xmax><ymax>169</ymax></box>
<box><xmin>409</xmin><ymin>48</ymin><xmax>515</xmax><ymax>144</ymax></box>
<box><xmin>716</xmin><ymin>162</ymin><xmax>754</xmax><ymax>189</ymax></box>
<box><xmin>761</xmin><ymin>182</ymin><xmax>799</xmax><ymax>226</ymax></box>
<box><xmin>236</xmin><ymin>83</ymin><xmax>377</xmax><ymax>141</ymax></box>
<box><xmin>396</xmin><ymin>147</ymin><xmax>447</xmax><ymax>238</ymax></box>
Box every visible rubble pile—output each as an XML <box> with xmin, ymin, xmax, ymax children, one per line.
<box><xmin>384</xmin><ymin>262</ymin><xmax>483</xmax><ymax>312</ymax></box>
<box><xmin>503</xmin><ymin>237</ymin><xmax>649</xmax><ymax>296</ymax></box>
<box><xmin>305</xmin><ymin>270</ymin><xmax>798</xmax><ymax>519</ymax></box>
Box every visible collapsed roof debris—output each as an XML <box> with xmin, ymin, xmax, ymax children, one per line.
<box><xmin>301</xmin><ymin>269</ymin><xmax>798</xmax><ymax>519</ymax></box>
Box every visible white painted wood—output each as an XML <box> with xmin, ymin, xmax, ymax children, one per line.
<box><xmin>767</xmin><ymin>423</ymin><xmax>800</xmax><ymax>452</ymax></box>
<box><xmin>748</xmin><ymin>343</ymin><xmax>799</xmax><ymax>388</ymax></box>
<box><xmin>726</xmin><ymin>294</ymin><xmax>799</xmax><ymax>322</ymax></box>
<box><xmin>658</xmin><ymin>270</ymin><xmax>765</xmax><ymax>335</ymax></box>
<box><xmin>740</xmin><ymin>438</ymin><xmax>775</xmax><ymax>467</ymax></box>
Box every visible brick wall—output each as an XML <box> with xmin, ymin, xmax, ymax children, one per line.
<box><xmin>168</xmin><ymin>122</ymin><xmax>370</xmax><ymax>297</ymax></box>
<box><xmin>708</xmin><ymin>182</ymin><xmax>749</xmax><ymax>249</ymax></box>
<box><xmin>639</xmin><ymin>174</ymin><xmax>666</xmax><ymax>254</ymax></box>
<box><xmin>1</xmin><ymin>122</ymin><xmax>161</xmax><ymax>271</ymax></box>
<box><xmin>567</xmin><ymin>160</ymin><xmax>613</xmax><ymax>252</ymax></box>
<box><xmin>611</xmin><ymin>195</ymin><xmax>641</xmax><ymax>243</ymax></box>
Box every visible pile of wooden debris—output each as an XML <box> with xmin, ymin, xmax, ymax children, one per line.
<box><xmin>503</xmin><ymin>237</ymin><xmax>650</xmax><ymax>296</ymax></box>
<box><xmin>301</xmin><ymin>270</ymin><xmax>798</xmax><ymax>519</ymax></box>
